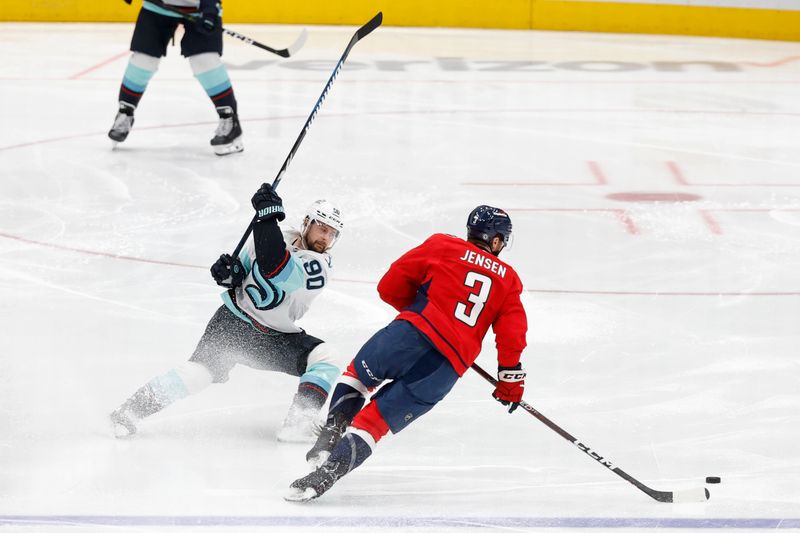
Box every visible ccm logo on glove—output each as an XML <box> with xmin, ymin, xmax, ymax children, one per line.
<box><xmin>498</xmin><ymin>369</ymin><xmax>526</xmax><ymax>382</ymax></box>
<box><xmin>493</xmin><ymin>364</ymin><xmax>526</xmax><ymax>413</ymax></box>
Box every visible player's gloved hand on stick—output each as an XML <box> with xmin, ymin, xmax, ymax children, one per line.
<box><xmin>211</xmin><ymin>253</ymin><xmax>246</xmax><ymax>288</ymax></box>
<box><xmin>197</xmin><ymin>0</ymin><xmax>220</xmax><ymax>34</ymax></box>
<box><xmin>251</xmin><ymin>183</ymin><xmax>286</xmax><ymax>223</ymax></box>
<box><xmin>493</xmin><ymin>363</ymin><xmax>526</xmax><ymax>413</ymax></box>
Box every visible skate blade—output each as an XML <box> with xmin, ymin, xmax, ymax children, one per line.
<box><xmin>213</xmin><ymin>137</ymin><xmax>244</xmax><ymax>156</ymax></box>
<box><xmin>111</xmin><ymin>141</ymin><xmax>119</xmax><ymax>150</ymax></box>
<box><xmin>283</xmin><ymin>486</ymin><xmax>318</xmax><ymax>502</ymax></box>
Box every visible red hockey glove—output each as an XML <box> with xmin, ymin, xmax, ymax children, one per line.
<box><xmin>492</xmin><ymin>364</ymin><xmax>526</xmax><ymax>413</ymax></box>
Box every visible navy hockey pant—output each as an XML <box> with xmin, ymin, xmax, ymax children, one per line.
<box><xmin>352</xmin><ymin>319</ymin><xmax>460</xmax><ymax>434</ymax></box>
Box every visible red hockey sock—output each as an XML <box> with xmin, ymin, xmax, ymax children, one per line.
<box><xmin>351</xmin><ymin>401</ymin><xmax>390</xmax><ymax>443</ymax></box>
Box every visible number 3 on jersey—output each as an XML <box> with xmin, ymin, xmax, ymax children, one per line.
<box><xmin>454</xmin><ymin>271</ymin><xmax>492</xmax><ymax>327</ymax></box>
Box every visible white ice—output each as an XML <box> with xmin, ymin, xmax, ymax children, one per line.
<box><xmin>1</xmin><ymin>21</ymin><xmax>799</xmax><ymax>533</ymax></box>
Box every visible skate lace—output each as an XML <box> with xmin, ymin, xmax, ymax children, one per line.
<box><xmin>112</xmin><ymin>113</ymin><xmax>131</xmax><ymax>132</ymax></box>
<box><xmin>215</xmin><ymin>116</ymin><xmax>233</xmax><ymax>137</ymax></box>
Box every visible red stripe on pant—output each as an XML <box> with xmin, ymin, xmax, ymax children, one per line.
<box><xmin>344</xmin><ymin>360</ymin><xmax>360</xmax><ymax>380</ymax></box>
<box><xmin>344</xmin><ymin>360</ymin><xmax>376</xmax><ymax>393</ymax></box>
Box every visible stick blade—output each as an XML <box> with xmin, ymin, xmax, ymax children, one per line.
<box><xmin>285</xmin><ymin>28</ymin><xmax>308</xmax><ymax>57</ymax></box>
<box><xmin>357</xmin><ymin>12</ymin><xmax>383</xmax><ymax>40</ymax></box>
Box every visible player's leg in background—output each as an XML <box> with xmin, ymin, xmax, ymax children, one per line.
<box><xmin>109</xmin><ymin>306</ymin><xmax>241</xmax><ymax>437</ymax></box>
<box><xmin>182</xmin><ymin>21</ymin><xmax>243</xmax><ymax>156</ymax></box>
<box><xmin>108</xmin><ymin>8</ymin><xmax>175</xmax><ymax>144</ymax></box>
<box><xmin>277</xmin><ymin>342</ymin><xmax>343</xmax><ymax>443</ymax></box>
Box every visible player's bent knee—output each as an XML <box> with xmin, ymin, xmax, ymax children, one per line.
<box><xmin>130</xmin><ymin>51</ymin><xmax>161</xmax><ymax>72</ymax></box>
<box><xmin>188</xmin><ymin>51</ymin><xmax>223</xmax><ymax>75</ymax></box>
<box><xmin>302</xmin><ymin>343</ymin><xmax>343</xmax><ymax>393</ymax></box>
<box><xmin>340</xmin><ymin>374</ymin><xmax>370</xmax><ymax>395</ymax></box>
<box><xmin>339</xmin><ymin>359</ymin><xmax>373</xmax><ymax>394</ymax></box>
<box><xmin>307</xmin><ymin>342</ymin><xmax>343</xmax><ymax>367</ymax></box>
<box><xmin>174</xmin><ymin>361</ymin><xmax>213</xmax><ymax>394</ymax></box>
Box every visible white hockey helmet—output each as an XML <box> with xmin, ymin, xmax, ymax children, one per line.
<box><xmin>302</xmin><ymin>199</ymin><xmax>344</xmax><ymax>249</ymax></box>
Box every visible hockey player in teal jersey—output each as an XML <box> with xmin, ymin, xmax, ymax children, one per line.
<box><xmin>109</xmin><ymin>0</ymin><xmax>243</xmax><ymax>155</ymax></box>
<box><xmin>110</xmin><ymin>184</ymin><xmax>345</xmax><ymax>442</ymax></box>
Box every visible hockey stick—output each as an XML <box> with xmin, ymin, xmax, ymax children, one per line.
<box><xmin>230</xmin><ymin>11</ymin><xmax>383</xmax><ymax>258</ymax></box>
<box><xmin>150</xmin><ymin>1</ymin><xmax>307</xmax><ymax>58</ymax></box>
<box><xmin>471</xmin><ymin>363</ymin><xmax>711</xmax><ymax>503</ymax></box>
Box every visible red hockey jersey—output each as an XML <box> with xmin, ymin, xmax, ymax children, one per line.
<box><xmin>377</xmin><ymin>233</ymin><xmax>527</xmax><ymax>375</ymax></box>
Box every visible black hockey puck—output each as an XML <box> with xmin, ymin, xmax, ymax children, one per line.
<box><xmin>705</xmin><ymin>476</ymin><xmax>721</xmax><ymax>484</ymax></box>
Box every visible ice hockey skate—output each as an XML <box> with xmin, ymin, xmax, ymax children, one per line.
<box><xmin>108</xmin><ymin>382</ymin><xmax>172</xmax><ymax>438</ymax></box>
<box><xmin>210</xmin><ymin>106</ymin><xmax>243</xmax><ymax>156</ymax></box>
<box><xmin>276</xmin><ymin>403</ymin><xmax>318</xmax><ymax>444</ymax></box>
<box><xmin>284</xmin><ymin>461</ymin><xmax>345</xmax><ymax>502</ymax></box>
<box><xmin>108</xmin><ymin>102</ymin><xmax>135</xmax><ymax>147</ymax></box>
<box><xmin>305</xmin><ymin>412</ymin><xmax>350</xmax><ymax>467</ymax></box>
<box><xmin>109</xmin><ymin>405</ymin><xmax>139</xmax><ymax>438</ymax></box>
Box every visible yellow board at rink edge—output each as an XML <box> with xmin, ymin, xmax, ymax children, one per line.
<box><xmin>3</xmin><ymin>0</ymin><xmax>799</xmax><ymax>41</ymax></box>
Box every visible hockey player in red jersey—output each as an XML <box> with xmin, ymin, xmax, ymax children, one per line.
<box><xmin>285</xmin><ymin>205</ymin><xmax>528</xmax><ymax>502</ymax></box>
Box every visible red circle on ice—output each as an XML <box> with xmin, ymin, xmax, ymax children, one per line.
<box><xmin>606</xmin><ymin>192</ymin><xmax>703</xmax><ymax>202</ymax></box>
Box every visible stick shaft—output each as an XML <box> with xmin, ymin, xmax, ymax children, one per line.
<box><xmin>471</xmin><ymin>362</ymin><xmax>701</xmax><ymax>503</ymax></box>
<box><xmin>230</xmin><ymin>12</ymin><xmax>382</xmax><ymax>258</ymax></box>
<box><xmin>150</xmin><ymin>0</ymin><xmax>300</xmax><ymax>57</ymax></box>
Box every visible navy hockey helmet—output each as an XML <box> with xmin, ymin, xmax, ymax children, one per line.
<box><xmin>466</xmin><ymin>205</ymin><xmax>513</xmax><ymax>249</ymax></box>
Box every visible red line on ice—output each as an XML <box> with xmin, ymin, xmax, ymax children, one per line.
<box><xmin>0</xmin><ymin>232</ymin><xmax>204</xmax><ymax>269</ymax></box>
<box><xmin>588</xmin><ymin>161</ymin><xmax>609</xmax><ymax>185</ymax></box>
<box><xmin>68</xmin><ymin>50</ymin><xmax>130</xmax><ymax>80</ymax></box>
<box><xmin>2</xmin><ymin>232</ymin><xmax>797</xmax><ymax>296</ymax></box>
<box><xmin>698</xmin><ymin>210</ymin><xmax>723</xmax><ymax>235</ymax></box>
<box><xmin>666</xmin><ymin>161</ymin><xmax>690</xmax><ymax>185</ymax></box>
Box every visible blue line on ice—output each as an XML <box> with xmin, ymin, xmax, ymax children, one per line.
<box><xmin>1</xmin><ymin>516</ymin><xmax>799</xmax><ymax>528</ymax></box>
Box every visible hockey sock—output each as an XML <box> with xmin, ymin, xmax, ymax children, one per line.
<box><xmin>350</xmin><ymin>400</ymin><xmax>390</xmax><ymax>443</ymax></box>
<box><xmin>119</xmin><ymin>382</ymin><xmax>170</xmax><ymax>420</ymax></box>
<box><xmin>123</xmin><ymin>366</ymin><xmax>199</xmax><ymax>420</ymax></box>
<box><xmin>189</xmin><ymin>52</ymin><xmax>237</xmax><ymax>113</ymax></box>
<box><xmin>303</xmin><ymin>345</ymin><xmax>341</xmax><ymax>393</ymax></box>
<box><xmin>118</xmin><ymin>52</ymin><xmax>160</xmax><ymax>110</ymax></box>
<box><xmin>292</xmin><ymin>381</ymin><xmax>328</xmax><ymax>412</ymax></box>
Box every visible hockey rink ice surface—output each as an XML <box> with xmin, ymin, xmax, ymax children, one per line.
<box><xmin>1</xmin><ymin>21</ymin><xmax>799</xmax><ymax>533</ymax></box>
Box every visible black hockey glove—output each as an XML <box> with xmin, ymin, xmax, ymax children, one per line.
<box><xmin>251</xmin><ymin>183</ymin><xmax>286</xmax><ymax>223</ymax></box>
<box><xmin>210</xmin><ymin>253</ymin><xmax>246</xmax><ymax>288</ymax></box>
<box><xmin>197</xmin><ymin>0</ymin><xmax>220</xmax><ymax>34</ymax></box>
